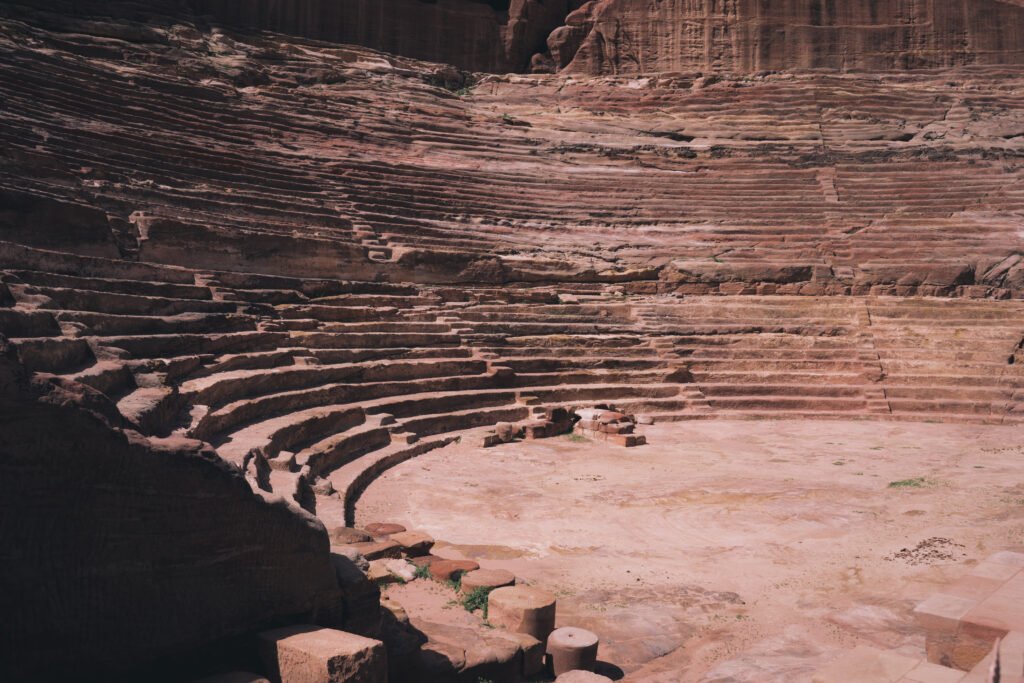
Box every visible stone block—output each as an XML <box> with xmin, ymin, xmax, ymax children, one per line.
<box><xmin>367</xmin><ymin>560</ymin><xmax>402</xmax><ymax>586</ymax></box>
<box><xmin>547</xmin><ymin>626</ymin><xmax>599</xmax><ymax>676</ymax></box>
<box><xmin>987</xmin><ymin>551</ymin><xmax>1024</xmax><ymax>567</ymax></box>
<box><xmin>460</xmin><ymin>568</ymin><xmax>516</xmax><ymax>594</ymax></box>
<box><xmin>811</xmin><ymin>645</ymin><xmax>919</xmax><ymax>683</ymax></box>
<box><xmin>330</xmin><ymin>527</ymin><xmax>372</xmax><ymax>545</ymax></box>
<box><xmin>488</xmin><ymin>586</ymin><xmax>557</xmax><ymax>642</ymax></box>
<box><xmin>902</xmin><ymin>660</ymin><xmax>966</xmax><ymax>683</ymax></box>
<box><xmin>964</xmin><ymin>571</ymin><xmax>1024</xmax><ymax>632</ymax></box>
<box><xmin>388</xmin><ymin>531</ymin><xmax>434</xmax><ymax>557</ymax></box>
<box><xmin>916</xmin><ymin>592</ymin><xmax>978</xmax><ymax>637</ymax></box>
<box><xmin>968</xmin><ymin>560</ymin><xmax>1021</xmax><ymax>582</ymax></box>
<box><xmin>257</xmin><ymin>625</ymin><xmax>386</xmax><ymax>683</ymax></box>
<box><xmin>364</xmin><ymin>522</ymin><xmax>405</xmax><ymax>537</ymax></box>
<box><xmin>609</xmin><ymin>434</ymin><xmax>646</xmax><ymax>447</ymax></box>
<box><xmin>555</xmin><ymin>672</ymin><xmax>613</xmax><ymax>683</ymax></box>
<box><xmin>943</xmin><ymin>574</ymin><xmax>1006</xmax><ymax>602</ymax></box>
<box><xmin>428</xmin><ymin>559</ymin><xmax>481</xmax><ymax>583</ymax></box>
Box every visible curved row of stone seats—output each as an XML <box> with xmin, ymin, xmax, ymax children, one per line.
<box><xmin>4</xmin><ymin>241</ymin><xmax>1024</xmax><ymax>536</ymax></box>
<box><xmin>0</xmin><ymin>251</ymin><xmax>691</xmax><ymax>554</ymax></box>
<box><xmin>3</xmin><ymin>16</ymin><xmax>1022</xmax><ymax>292</ymax></box>
<box><xmin>634</xmin><ymin>296</ymin><xmax>1024</xmax><ymax>423</ymax></box>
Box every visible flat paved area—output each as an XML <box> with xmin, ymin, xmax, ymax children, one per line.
<box><xmin>358</xmin><ymin>420</ymin><xmax>1024</xmax><ymax>681</ymax></box>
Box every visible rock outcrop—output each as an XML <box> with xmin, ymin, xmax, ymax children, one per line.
<box><xmin>0</xmin><ymin>337</ymin><xmax>344</xmax><ymax>682</ymax></box>
<box><xmin>12</xmin><ymin>0</ymin><xmax>1024</xmax><ymax>75</ymax></box>
<box><xmin>555</xmin><ymin>0</ymin><xmax>1024</xmax><ymax>74</ymax></box>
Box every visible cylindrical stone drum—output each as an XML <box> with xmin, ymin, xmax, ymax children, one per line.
<box><xmin>547</xmin><ymin>626</ymin><xmax>599</xmax><ymax>676</ymax></box>
<box><xmin>487</xmin><ymin>586</ymin><xmax>557</xmax><ymax>642</ymax></box>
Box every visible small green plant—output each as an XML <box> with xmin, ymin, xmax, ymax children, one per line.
<box><xmin>888</xmin><ymin>477</ymin><xmax>930</xmax><ymax>488</ymax></box>
<box><xmin>446</xmin><ymin>576</ymin><xmax>462</xmax><ymax>592</ymax></box>
<box><xmin>566</xmin><ymin>433</ymin><xmax>587</xmax><ymax>443</ymax></box>
<box><xmin>455</xmin><ymin>86</ymin><xmax>472</xmax><ymax>97</ymax></box>
<box><xmin>461</xmin><ymin>586</ymin><xmax>493</xmax><ymax>617</ymax></box>
<box><xmin>502</xmin><ymin>112</ymin><xmax>514</xmax><ymax>123</ymax></box>
<box><xmin>413</xmin><ymin>563</ymin><xmax>432</xmax><ymax>580</ymax></box>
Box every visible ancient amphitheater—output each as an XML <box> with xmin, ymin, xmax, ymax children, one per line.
<box><xmin>2</xmin><ymin>1</ymin><xmax>1024</xmax><ymax>682</ymax></box>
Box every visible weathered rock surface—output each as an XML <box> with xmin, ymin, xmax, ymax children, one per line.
<box><xmin>559</xmin><ymin>0</ymin><xmax>1024</xmax><ymax>75</ymax></box>
<box><xmin>0</xmin><ymin>341</ymin><xmax>343</xmax><ymax>682</ymax></box>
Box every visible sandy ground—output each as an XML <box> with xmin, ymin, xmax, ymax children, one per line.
<box><xmin>357</xmin><ymin>420</ymin><xmax>1024</xmax><ymax>682</ymax></box>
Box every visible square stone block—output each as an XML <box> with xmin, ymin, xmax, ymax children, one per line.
<box><xmin>987</xmin><ymin>551</ymin><xmax>1024</xmax><ymax>567</ymax></box>
<box><xmin>812</xmin><ymin>645</ymin><xmax>919</xmax><ymax>683</ymax></box>
<box><xmin>968</xmin><ymin>560</ymin><xmax>1021</xmax><ymax>582</ymax></box>
<box><xmin>914</xmin><ymin>593</ymin><xmax>977</xmax><ymax>634</ymax></box>
<box><xmin>965</xmin><ymin>573</ymin><xmax>1024</xmax><ymax>633</ymax></box>
<box><xmin>944</xmin><ymin>574</ymin><xmax>1006</xmax><ymax>602</ymax></box>
<box><xmin>258</xmin><ymin>625</ymin><xmax>386</xmax><ymax>683</ymax></box>
<box><xmin>901</xmin><ymin>661</ymin><xmax>965</xmax><ymax>683</ymax></box>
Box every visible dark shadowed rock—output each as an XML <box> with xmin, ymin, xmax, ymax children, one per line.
<box><xmin>0</xmin><ymin>362</ymin><xmax>344</xmax><ymax>682</ymax></box>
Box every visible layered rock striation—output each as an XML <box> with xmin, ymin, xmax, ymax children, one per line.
<box><xmin>1</xmin><ymin>7</ymin><xmax>1022</xmax><ymax>295</ymax></box>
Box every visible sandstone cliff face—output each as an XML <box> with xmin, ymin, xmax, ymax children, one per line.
<box><xmin>189</xmin><ymin>0</ymin><xmax>508</xmax><ymax>71</ymax></box>
<box><xmin>559</xmin><ymin>0</ymin><xmax>1024</xmax><ymax>74</ymax></box>
<box><xmin>189</xmin><ymin>0</ymin><xmax>576</xmax><ymax>72</ymax></box>
<box><xmin>0</xmin><ymin>339</ymin><xmax>343</xmax><ymax>682</ymax></box>
<box><xmin>11</xmin><ymin>0</ymin><xmax>1023</xmax><ymax>74</ymax></box>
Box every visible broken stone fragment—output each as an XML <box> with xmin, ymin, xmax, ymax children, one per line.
<box><xmin>494</xmin><ymin>421</ymin><xmax>518</xmax><ymax>442</ymax></box>
<box><xmin>367</xmin><ymin>560</ymin><xmax>402</xmax><ymax>585</ymax></box>
<box><xmin>379</xmin><ymin>558</ymin><xmax>417</xmax><ymax>583</ymax></box>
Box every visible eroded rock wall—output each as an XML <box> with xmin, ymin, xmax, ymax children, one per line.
<box><xmin>0</xmin><ymin>339</ymin><xmax>343</xmax><ymax>682</ymax></box>
<box><xmin>189</xmin><ymin>0</ymin><xmax>512</xmax><ymax>71</ymax></box>
<box><xmin>558</xmin><ymin>0</ymin><xmax>1024</xmax><ymax>74</ymax></box>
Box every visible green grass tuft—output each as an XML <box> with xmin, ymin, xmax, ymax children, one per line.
<box><xmin>461</xmin><ymin>586</ymin><xmax>494</xmax><ymax>617</ymax></box>
<box><xmin>888</xmin><ymin>477</ymin><xmax>930</xmax><ymax>488</ymax></box>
